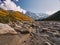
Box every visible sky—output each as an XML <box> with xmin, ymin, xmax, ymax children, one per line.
<box><xmin>15</xmin><ymin>0</ymin><xmax>60</xmax><ymax>15</ymax></box>
<box><xmin>0</xmin><ymin>0</ymin><xmax>60</xmax><ymax>15</ymax></box>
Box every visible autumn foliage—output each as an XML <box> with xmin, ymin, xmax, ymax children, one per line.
<box><xmin>0</xmin><ymin>9</ymin><xmax>34</xmax><ymax>23</ymax></box>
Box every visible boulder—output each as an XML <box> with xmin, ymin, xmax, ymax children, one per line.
<box><xmin>0</xmin><ymin>23</ymin><xmax>17</xmax><ymax>34</ymax></box>
<box><xmin>42</xmin><ymin>28</ymin><xmax>50</xmax><ymax>31</ymax></box>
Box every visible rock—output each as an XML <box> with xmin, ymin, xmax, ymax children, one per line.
<box><xmin>41</xmin><ymin>28</ymin><xmax>50</xmax><ymax>33</ymax></box>
<box><xmin>40</xmin><ymin>34</ymin><xmax>49</xmax><ymax>37</ymax></box>
<box><xmin>14</xmin><ymin>22</ymin><xmax>36</xmax><ymax>34</ymax></box>
<box><xmin>0</xmin><ymin>23</ymin><xmax>17</xmax><ymax>35</ymax></box>
<box><xmin>14</xmin><ymin>27</ymin><xmax>30</xmax><ymax>34</ymax></box>
<box><xmin>43</xmin><ymin>42</ymin><xmax>51</xmax><ymax>45</ymax></box>
<box><xmin>0</xmin><ymin>21</ymin><xmax>60</xmax><ymax>45</ymax></box>
<box><xmin>42</xmin><ymin>28</ymin><xmax>50</xmax><ymax>31</ymax></box>
<box><xmin>55</xmin><ymin>34</ymin><xmax>60</xmax><ymax>38</ymax></box>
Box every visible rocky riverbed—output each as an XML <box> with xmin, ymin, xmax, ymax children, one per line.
<box><xmin>0</xmin><ymin>21</ymin><xmax>60</xmax><ymax>45</ymax></box>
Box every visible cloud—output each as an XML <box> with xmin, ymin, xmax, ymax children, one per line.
<box><xmin>0</xmin><ymin>0</ymin><xmax>26</xmax><ymax>14</ymax></box>
<box><xmin>16</xmin><ymin>0</ymin><xmax>19</xmax><ymax>1</ymax></box>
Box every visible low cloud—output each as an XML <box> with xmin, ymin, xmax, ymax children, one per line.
<box><xmin>0</xmin><ymin>0</ymin><xmax>26</xmax><ymax>14</ymax></box>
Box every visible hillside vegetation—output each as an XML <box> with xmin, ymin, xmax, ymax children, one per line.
<box><xmin>0</xmin><ymin>9</ymin><xmax>34</xmax><ymax>23</ymax></box>
<box><xmin>43</xmin><ymin>11</ymin><xmax>60</xmax><ymax>21</ymax></box>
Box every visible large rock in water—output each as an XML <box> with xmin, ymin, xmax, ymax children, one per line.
<box><xmin>0</xmin><ymin>23</ymin><xmax>17</xmax><ymax>34</ymax></box>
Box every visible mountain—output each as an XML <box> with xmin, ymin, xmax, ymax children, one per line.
<box><xmin>36</xmin><ymin>13</ymin><xmax>49</xmax><ymax>20</ymax></box>
<box><xmin>25</xmin><ymin>11</ymin><xmax>49</xmax><ymax>20</ymax></box>
<box><xmin>42</xmin><ymin>10</ymin><xmax>60</xmax><ymax>21</ymax></box>
<box><xmin>25</xmin><ymin>11</ymin><xmax>40</xmax><ymax>19</ymax></box>
<box><xmin>0</xmin><ymin>9</ymin><xmax>34</xmax><ymax>23</ymax></box>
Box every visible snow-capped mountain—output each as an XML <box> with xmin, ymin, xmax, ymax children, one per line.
<box><xmin>25</xmin><ymin>11</ymin><xmax>49</xmax><ymax>20</ymax></box>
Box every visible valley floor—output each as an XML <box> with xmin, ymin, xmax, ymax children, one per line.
<box><xmin>0</xmin><ymin>21</ymin><xmax>60</xmax><ymax>45</ymax></box>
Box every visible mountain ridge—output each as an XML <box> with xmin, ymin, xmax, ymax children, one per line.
<box><xmin>25</xmin><ymin>11</ymin><xmax>49</xmax><ymax>20</ymax></box>
<box><xmin>42</xmin><ymin>10</ymin><xmax>60</xmax><ymax>21</ymax></box>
